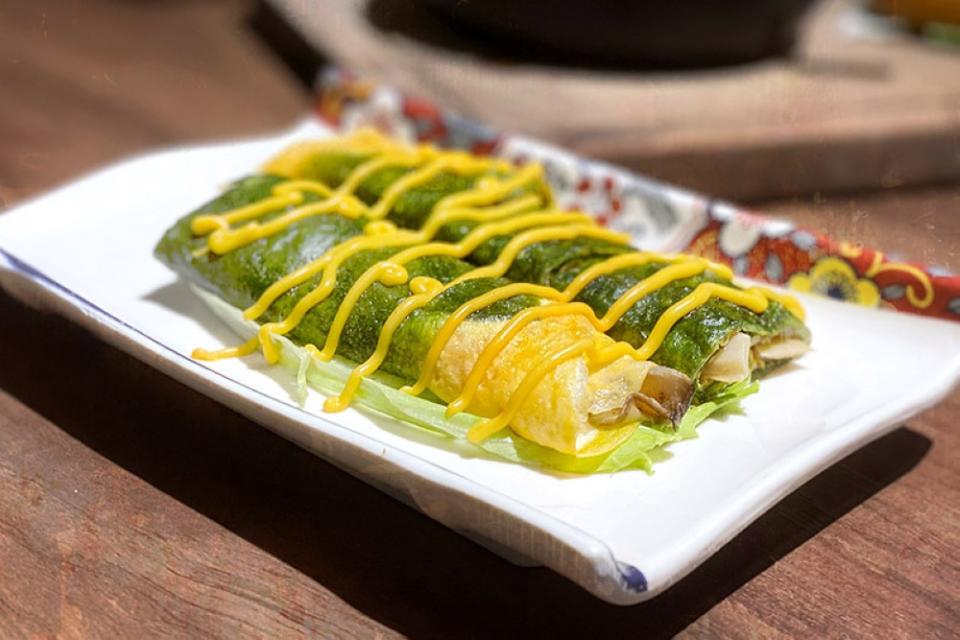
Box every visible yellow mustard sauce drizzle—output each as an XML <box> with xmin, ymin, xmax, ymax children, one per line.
<box><xmin>332</xmin><ymin>150</ymin><xmax>434</xmax><ymax>200</ymax></box>
<box><xmin>445</xmin><ymin>301</ymin><xmax>599</xmax><ymax>417</ymax></box>
<box><xmin>318</xmin><ymin>225</ymin><xmax>625</xmax><ymax>412</ymax></box>
<box><xmin>467</xmin><ymin>335</ymin><xmax>603</xmax><ymax>442</ymax></box>
<box><xmin>462</xmin><ymin>283</ymin><xmax>771</xmax><ymax>441</ymax></box>
<box><xmin>323</xmin><ymin>275</ymin><xmax>444</xmax><ymax>413</ymax></box>
<box><xmin>751</xmin><ymin>287</ymin><xmax>806</xmax><ymax>320</ymax></box>
<box><xmin>317</xmin><ymin>214</ymin><xmax>602</xmax><ymax>361</ymax></box>
<box><xmin>397</xmin><ymin>252</ymin><xmax>727</xmax><ymax>397</ymax></box>
<box><xmin>254</xmin><ymin>227</ymin><xmax>422</xmax><ymax>365</ymax></box>
<box><xmin>445</xmin><ymin>260</ymin><xmax>732</xmax><ymax>419</ymax></box>
<box><xmin>401</xmin><ymin>282</ymin><xmax>568</xmax><ymax>396</ymax></box>
<box><xmin>433</xmin><ymin>163</ymin><xmax>549</xmax><ymax>211</ymax></box>
<box><xmin>192</xmin><ymin>336</ymin><xmax>260</xmax><ymax>361</ymax></box>
<box><xmin>190</xmin><ymin>192</ymin><xmax>303</xmax><ymax>235</ymax></box>
<box><xmin>367</xmin><ymin>154</ymin><xmax>503</xmax><ymax>220</ymax></box>
<box><xmin>196</xmin><ymin>135</ymin><xmax>551</xmax><ymax>366</ymax></box>
<box><xmin>241</xmin><ymin>197</ymin><xmax>542</xmax><ymax>324</ymax></box>
<box><xmin>190</xmin><ymin>129</ymin><xmax>805</xmax><ymax>445</ymax></box>
<box><xmin>252</xmin><ymin>206</ymin><xmax>566</xmax><ymax>365</ymax></box>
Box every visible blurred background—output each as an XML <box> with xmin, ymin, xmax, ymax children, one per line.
<box><xmin>2</xmin><ymin>0</ymin><xmax>958</xmax><ymax>269</ymax></box>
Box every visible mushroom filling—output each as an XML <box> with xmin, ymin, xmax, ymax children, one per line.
<box><xmin>588</xmin><ymin>365</ymin><xmax>694</xmax><ymax>429</ymax></box>
<box><xmin>701</xmin><ymin>332</ymin><xmax>753</xmax><ymax>384</ymax></box>
<box><xmin>588</xmin><ymin>331</ymin><xmax>810</xmax><ymax>431</ymax></box>
<box><xmin>753</xmin><ymin>336</ymin><xmax>810</xmax><ymax>361</ymax></box>
<box><xmin>700</xmin><ymin>332</ymin><xmax>812</xmax><ymax>385</ymax></box>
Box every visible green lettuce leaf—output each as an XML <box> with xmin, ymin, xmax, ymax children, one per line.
<box><xmin>194</xmin><ymin>286</ymin><xmax>758</xmax><ymax>475</ymax></box>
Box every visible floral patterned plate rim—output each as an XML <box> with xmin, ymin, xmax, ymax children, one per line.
<box><xmin>313</xmin><ymin>68</ymin><xmax>960</xmax><ymax>322</ymax></box>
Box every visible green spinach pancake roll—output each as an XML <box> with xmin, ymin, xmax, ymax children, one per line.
<box><xmin>154</xmin><ymin>130</ymin><xmax>811</xmax><ymax>469</ymax></box>
<box><xmin>263</xmin><ymin>130</ymin><xmax>811</xmax><ymax>393</ymax></box>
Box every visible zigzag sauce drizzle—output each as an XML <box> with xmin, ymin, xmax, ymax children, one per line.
<box><xmin>189</xmin><ymin>130</ymin><xmax>804</xmax><ymax>442</ymax></box>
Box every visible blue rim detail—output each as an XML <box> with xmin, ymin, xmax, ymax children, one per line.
<box><xmin>0</xmin><ymin>245</ymin><xmax>648</xmax><ymax>599</ymax></box>
<box><xmin>2</xmin><ymin>247</ymin><xmax>150</xmax><ymax>336</ymax></box>
<box><xmin>616</xmin><ymin>561</ymin><xmax>648</xmax><ymax>592</ymax></box>
<box><xmin>0</xmin><ymin>247</ymin><xmax>274</xmax><ymax>400</ymax></box>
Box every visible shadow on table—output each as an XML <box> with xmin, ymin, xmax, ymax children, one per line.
<box><xmin>0</xmin><ymin>291</ymin><xmax>931</xmax><ymax>639</ymax></box>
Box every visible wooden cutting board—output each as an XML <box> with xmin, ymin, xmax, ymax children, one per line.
<box><xmin>270</xmin><ymin>0</ymin><xmax>960</xmax><ymax>201</ymax></box>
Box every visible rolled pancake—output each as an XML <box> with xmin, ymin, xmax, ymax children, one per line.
<box><xmin>265</xmin><ymin>132</ymin><xmax>811</xmax><ymax>388</ymax></box>
<box><xmin>154</xmin><ymin>176</ymin><xmax>693</xmax><ymax>456</ymax></box>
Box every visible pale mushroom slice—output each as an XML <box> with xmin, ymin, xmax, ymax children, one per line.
<box><xmin>753</xmin><ymin>337</ymin><xmax>810</xmax><ymax>361</ymax></box>
<box><xmin>701</xmin><ymin>332</ymin><xmax>752</xmax><ymax>384</ymax></box>
<box><xmin>588</xmin><ymin>364</ymin><xmax>694</xmax><ymax>429</ymax></box>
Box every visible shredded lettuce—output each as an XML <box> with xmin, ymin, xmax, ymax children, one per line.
<box><xmin>196</xmin><ymin>286</ymin><xmax>758</xmax><ymax>475</ymax></box>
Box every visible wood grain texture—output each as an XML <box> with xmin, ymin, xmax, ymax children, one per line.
<box><xmin>1</xmin><ymin>0</ymin><xmax>959</xmax><ymax>637</ymax></box>
<box><xmin>0</xmin><ymin>0</ymin><xmax>306</xmax><ymax>205</ymax></box>
<box><xmin>269</xmin><ymin>0</ymin><xmax>960</xmax><ymax>200</ymax></box>
<box><xmin>0</xmin><ymin>380</ymin><xmax>395</xmax><ymax>640</ymax></box>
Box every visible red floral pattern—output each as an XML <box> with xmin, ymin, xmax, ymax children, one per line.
<box><xmin>313</xmin><ymin>69</ymin><xmax>960</xmax><ymax>322</ymax></box>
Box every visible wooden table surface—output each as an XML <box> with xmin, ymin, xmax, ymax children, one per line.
<box><xmin>1</xmin><ymin>1</ymin><xmax>958</xmax><ymax>638</ymax></box>
<box><xmin>272</xmin><ymin>0</ymin><xmax>960</xmax><ymax>201</ymax></box>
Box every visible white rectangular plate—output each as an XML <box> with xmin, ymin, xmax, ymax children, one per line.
<box><xmin>2</xmin><ymin>120</ymin><xmax>959</xmax><ymax>604</ymax></box>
